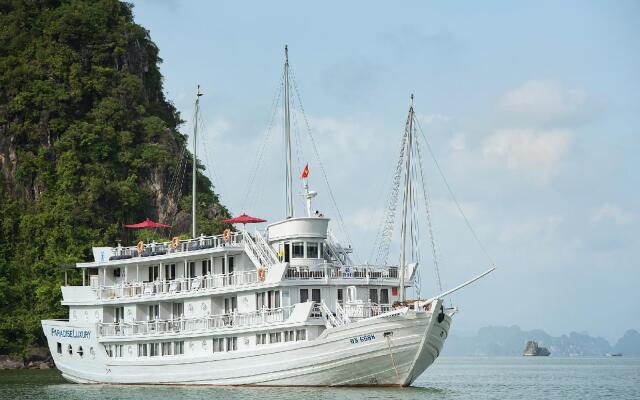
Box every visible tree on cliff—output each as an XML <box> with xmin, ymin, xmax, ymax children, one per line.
<box><xmin>0</xmin><ymin>0</ymin><xmax>230</xmax><ymax>355</ymax></box>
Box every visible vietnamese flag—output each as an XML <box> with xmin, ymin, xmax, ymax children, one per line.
<box><xmin>301</xmin><ymin>163</ymin><xmax>309</xmax><ymax>179</ymax></box>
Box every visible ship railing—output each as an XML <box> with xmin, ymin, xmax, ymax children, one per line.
<box><xmin>96</xmin><ymin>271</ymin><xmax>258</xmax><ymax>300</ymax></box>
<box><xmin>284</xmin><ymin>263</ymin><xmax>399</xmax><ymax>280</ymax></box>
<box><xmin>343</xmin><ymin>302</ymin><xmax>394</xmax><ymax>319</ymax></box>
<box><xmin>107</xmin><ymin>231</ymin><xmax>246</xmax><ymax>261</ymax></box>
<box><xmin>97</xmin><ymin>306</ymin><xmax>295</xmax><ymax>338</ymax></box>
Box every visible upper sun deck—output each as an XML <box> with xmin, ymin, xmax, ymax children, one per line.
<box><xmin>79</xmin><ymin>231</ymin><xmax>246</xmax><ymax>269</ymax></box>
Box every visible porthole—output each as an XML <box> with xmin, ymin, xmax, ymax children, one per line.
<box><xmin>201</xmin><ymin>302</ymin><xmax>207</xmax><ymax>311</ymax></box>
<box><xmin>78</xmin><ymin>346</ymin><xmax>84</xmax><ymax>357</ymax></box>
<box><xmin>68</xmin><ymin>344</ymin><xmax>73</xmax><ymax>355</ymax></box>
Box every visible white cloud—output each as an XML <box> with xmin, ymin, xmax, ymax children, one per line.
<box><xmin>591</xmin><ymin>203</ymin><xmax>638</xmax><ymax>225</ymax></box>
<box><xmin>498</xmin><ymin>80</ymin><xmax>588</xmax><ymax>125</ymax></box>
<box><xmin>448</xmin><ymin>133</ymin><xmax>466</xmax><ymax>151</ymax></box>
<box><xmin>482</xmin><ymin>128</ymin><xmax>572</xmax><ymax>183</ymax></box>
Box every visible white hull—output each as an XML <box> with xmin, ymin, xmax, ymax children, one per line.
<box><xmin>43</xmin><ymin>304</ymin><xmax>451</xmax><ymax>387</ymax></box>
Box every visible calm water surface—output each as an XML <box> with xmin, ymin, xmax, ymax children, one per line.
<box><xmin>1</xmin><ymin>357</ymin><xmax>638</xmax><ymax>400</ymax></box>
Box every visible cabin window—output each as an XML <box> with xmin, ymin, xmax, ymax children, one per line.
<box><xmin>284</xmin><ymin>330</ymin><xmax>295</xmax><ymax>342</ymax></box>
<box><xmin>256</xmin><ymin>292</ymin><xmax>266</xmax><ymax>310</ymax></box>
<box><xmin>292</xmin><ymin>242</ymin><xmax>304</xmax><ymax>258</ymax></box>
<box><xmin>284</xmin><ymin>242</ymin><xmax>290</xmax><ymax>262</ymax></box>
<box><xmin>319</xmin><ymin>243</ymin><xmax>324</xmax><ymax>258</ymax></box>
<box><xmin>312</xmin><ymin>289</ymin><xmax>321</xmax><ymax>304</ymax></box>
<box><xmin>306</xmin><ymin>242</ymin><xmax>319</xmax><ymax>258</ymax></box>
<box><xmin>299</xmin><ymin>288</ymin><xmax>309</xmax><ymax>303</ymax></box>
<box><xmin>77</xmin><ymin>346</ymin><xmax>84</xmax><ymax>357</ymax></box>
<box><xmin>162</xmin><ymin>342</ymin><xmax>172</xmax><ymax>356</ymax></box>
<box><xmin>369</xmin><ymin>289</ymin><xmax>379</xmax><ymax>304</ymax></box>
<box><xmin>380</xmin><ymin>289</ymin><xmax>390</xmax><ymax>304</ymax></box>
<box><xmin>224</xmin><ymin>297</ymin><xmax>237</xmax><ymax>313</ymax></box>
<box><xmin>137</xmin><ymin>343</ymin><xmax>147</xmax><ymax>357</ymax></box>
<box><xmin>256</xmin><ymin>333</ymin><xmax>267</xmax><ymax>345</ymax></box>
<box><xmin>104</xmin><ymin>345</ymin><xmax>112</xmax><ymax>357</ymax></box>
<box><xmin>114</xmin><ymin>345</ymin><xmax>123</xmax><ymax>358</ymax></box>
<box><xmin>202</xmin><ymin>259</ymin><xmax>212</xmax><ymax>276</ymax></box>
<box><xmin>148</xmin><ymin>304</ymin><xmax>159</xmax><ymax>321</ymax></box>
<box><xmin>226</xmin><ymin>337</ymin><xmax>237</xmax><ymax>352</ymax></box>
<box><xmin>115</xmin><ymin>306</ymin><xmax>125</xmax><ymax>323</ymax></box>
<box><xmin>113</xmin><ymin>268</ymin><xmax>121</xmax><ymax>277</ymax></box>
<box><xmin>165</xmin><ymin>264</ymin><xmax>176</xmax><ymax>280</ymax></box>
<box><xmin>228</xmin><ymin>257</ymin><xmax>234</xmax><ymax>273</ymax></box>
<box><xmin>57</xmin><ymin>342</ymin><xmax>62</xmax><ymax>354</ymax></box>
<box><xmin>269</xmin><ymin>290</ymin><xmax>281</xmax><ymax>308</ymax></box>
<box><xmin>172</xmin><ymin>302</ymin><xmax>184</xmax><ymax>319</ymax></box>
<box><xmin>150</xmin><ymin>343</ymin><xmax>160</xmax><ymax>357</ymax></box>
<box><xmin>213</xmin><ymin>338</ymin><xmax>225</xmax><ymax>353</ymax></box>
<box><xmin>337</xmin><ymin>288</ymin><xmax>343</xmax><ymax>304</ymax></box>
<box><xmin>188</xmin><ymin>262</ymin><xmax>196</xmax><ymax>278</ymax></box>
<box><xmin>149</xmin><ymin>265</ymin><xmax>159</xmax><ymax>281</ymax></box>
<box><xmin>296</xmin><ymin>329</ymin><xmax>307</xmax><ymax>341</ymax></box>
<box><xmin>68</xmin><ymin>344</ymin><xmax>73</xmax><ymax>355</ymax></box>
<box><xmin>174</xmin><ymin>341</ymin><xmax>184</xmax><ymax>355</ymax></box>
<box><xmin>269</xmin><ymin>332</ymin><xmax>282</xmax><ymax>344</ymax></box>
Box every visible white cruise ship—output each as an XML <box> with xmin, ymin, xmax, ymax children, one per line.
<box><xmin>42</xmin><ymin>47</ymin><xmax>493</xmax><ymax>386</ymax></box>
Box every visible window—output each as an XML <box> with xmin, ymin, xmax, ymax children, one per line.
<box><xmin>224</xmin><ymin>297</ymin><xmax>237</xmax><ymax>313</ymax></box>
<box><xmin>226</xmin><ymin>337</ymin><xmax>237</xmax><ymax>352</ymax></box>
<box><xmin>284</xmin><ymin>242</ymin><xmax>290</xmax><ymax>262</ymax></box>
<box><xmin>269</xmin><ymin>290</ymin><xmax>281</xmax><ymax>309</ymax></box>
<box><xmin>307</xmin><ymin>242</ymin><xmax>319</xmax><ymax>258</ymax></box>
<box><xmin>292</xmin><ymin>242</ymin><xmax>304</xmax><ymax>258</ymax></box>
<box><xmin>174</xmin><ymin>341</ymin><xmax>184</xmax><ymax>355</ymax></box>
<box><xmin>113</xmin><ymin>268</ymin><xmax>121</xmax><ymax>277</ymax></box>
<box><xmin>137</xmin><ymin>343</ymin><xmax>147</xmax><ymax>357</ymax></box>
<box><xmin>369</xmin><ymin>289</ymin><xmax>379</xmax><ymax>304</ymax></box>
<box><xmin>68</xmin><ymin>344</ymin><xmax>73</xmax><ymax>355</ymax></box>
<box><xmin>149</xmin><ymin>342</ymin><xmax>160</xmax><ymax>357</ymax></box>
<box><xmin>148</xmin><ymin>304</ymin><xmax>159</xmax><ymax>320</ymax></box>
<box><xmin>256</xmin><ymin>292</ymin><xmax>266</xmax><ymax>310</ymax></box>
<box><xmin>296</xmin><ymin>329</ymin><xmax>307</xmax><ymax>341</ymax></box>
<box><xmin>172</xmin><ymin>302</ymin><xmax>184</xmax><ymax>319</ymax></box>
<box><xmin>256</xmin><ymin>333</ymin><xmax>267</xmax><ymax>345</ymax></box>
<box><xmin>149</xmin><ymin>265</ymin><xmax>159</xmax><ymax>281</ymax></box>
<box><xmin>312</xmin><ymin>288</ymin><xmax>321</xmax><ymax>304</ymax></box>
<box><xmin>228</xmin><ymin>257</ymin><xmax>234</xmax><ymax>273</ymax></box>
<box><xmin>57</xmin><ymin>342</ymin><xmax>62</xmax><ymax>354</ymax></box>
<box><xmin>162</xmin><ymin>342</ymin><xmax>172</xmax><ymax>356</ymax></box>
<box><xmin>269</xmin><ymin>332</ymin><xmax>281</xmax><ymax>344</ymax></box>
<box><xmin>300</xmin><ymin>289</ymin><xmax>309</xmax><ymax>303</ymax></box>
<box><xmin>77</xmin><ymin>346</ymin><xmax>84</xmax><ymax>357</ymax></box>
<box><xmin>188</xmin><ymin>262</ymin><xmax>196</xmax><ymax>278</ymax></box>
<box><xmin>337</xmin><ymin>289</ymin><xmax>343</xmax><ymax>304</ymax></box>
<box><xmin>380</xmin><ymin>288</ymin><xmax>389</xmax><ymax>304</ymax></box>
<box><xmin>104</xmin><ymin>345</ymin><xmax>112</xmax><ymax>357</ymax></box>
<box><xmin>284</xmin><ymin>330</ymin><xmax>295</xmax><ymax>342</ymax></box>
<box><xmin>213</xmin><ymin>338</ymin><xmax>225</xmax><ymax>353</ymax></box>
<box><xmin>115</xmin><ymin>306</ymin><xmax>125</xmax><ymax>323</ymax></box>
<box><xmin>165</xmin><ymin>263</ymin><xmax>176</xmax><ymax>280</ymax></box>
<box><xmin>202</xmin><ymin>259</ymin><xmax>211</xmax><ymax>276</ymax></box>
<box><xmin>114</xmin><ymin>344</ymin><xmax>123</xmax><ymax>358</ymax></box>
<box><xmin>319</xmin><ymin>243</ymin><xmax>324</xmax><ymax>258</ymax></box>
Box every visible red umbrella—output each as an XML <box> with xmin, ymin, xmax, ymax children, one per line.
<box><xmin>223</xmin><ymin>213</ymin><xmax>267</xmax><ymax>225</ymax></box>
<box><xmin>124</xmin><ymin>218</ymin><xmax>171</xmax><ymax>229</ymax></box>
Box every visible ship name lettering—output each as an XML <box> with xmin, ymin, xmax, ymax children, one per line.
<box><xmin>51</xmin><ymin>328</ymin><xmax>91</xmax><ymax>339</ymax></box>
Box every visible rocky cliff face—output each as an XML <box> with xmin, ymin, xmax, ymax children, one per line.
<box><xmin>0</xmin><ymin>0</ymin><xmax>230</xmax><ymax>356</ymax></box>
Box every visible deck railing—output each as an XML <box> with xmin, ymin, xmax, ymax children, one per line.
<box><xmin>97</xmin><ymin>305</ymin><xmax>296</xmax><ymax>338</ymax></box>
<box><xmin>343</xmin><ymin>303</ymin><xmax>394</xmax><ymax>319</ymax></box>
<box><xmin>107</xmin><ymin>232</ymin><xmax>245</xmax><ymax>261</ymax></box>
<box><xmin>97</xmin><ymin>271</ymin><xmax>259</xmax><ymax>300</ymax></box>
<box><xmin>284</xmin><ymin>264</ymin><xmax>399</xmax><ymax>280</ymax></box>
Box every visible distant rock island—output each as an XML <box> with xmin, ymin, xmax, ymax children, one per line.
<box><xmin>443</xmin><ymin>326</ymin><xmax>640</xmax><ymax>357</ymax></box>
<box><xmin>523</xmin><ymin>341</ymin><xmax>550</xmax><ymax>356</ymax></box>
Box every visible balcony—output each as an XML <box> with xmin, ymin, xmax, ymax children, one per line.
<box><xmin>97</xmin><ymin>303</ymin><xmax>314</xmax><ymax>339</ymax></box>
<box><xmin>96</xmin><ymin>271</ymin><xmax>260</xmax><ymax>301</ymax></box>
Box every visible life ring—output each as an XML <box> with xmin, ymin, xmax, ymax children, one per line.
<box><xmin>258</xmin><ymin>265</ymin><xmax>265</xmax><ymax>282</ymax></box>
<box><xmin>422</xmin><ymin>302</ymin><xmax>432</xmax><ymax>312</ymax></box>
<box><xmin>171</xmin><ymin>236</ymin><xmax>180</xmax><ymax>249</ymax></box>
<box><xmin>223</xmin><ymin>229</ymin><xmax>231</xmax><ymax>242</ymax></box>
<box><xmin>136</xmin><ymin>241</ymin><xmax>144</xmax><ymax>254</ymax></box>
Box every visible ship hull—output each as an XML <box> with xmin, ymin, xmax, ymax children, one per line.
<box><xmin>42</xmin><ymin>303</ymin><xmax>451</xmax><ymax>386</ymax></box>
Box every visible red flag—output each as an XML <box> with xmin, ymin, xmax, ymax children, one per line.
<box><xmin>301</xmin><ymin>163</ymin><xmax>309</xmax><ymax>179</ymax></box>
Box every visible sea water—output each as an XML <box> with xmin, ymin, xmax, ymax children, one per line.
<box><xmin>0</xmin><ymin>357</ymin><xmax>638</xmax><ymax>400</ymax></box>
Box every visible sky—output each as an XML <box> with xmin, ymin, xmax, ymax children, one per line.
<box><xmin>130</xmin><ymin>0</ymin><xmax>639</xmax><ymax>342</ymax></box>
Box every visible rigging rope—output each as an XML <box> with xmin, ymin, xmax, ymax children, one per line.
<box><xmin>414</xmin><ymin>117</ymin><xmax>496</xmax><ymax>267</ymax></box>
<box><xmin>289</xmin><ymin>66</ymin><xmax>357</xmax><ymax>261</ymax></box>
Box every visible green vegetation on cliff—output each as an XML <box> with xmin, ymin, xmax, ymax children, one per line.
<box><xmin>0</xmin><ymin>0</ymin><xmax>230</xmax><ymax>355</ymax></box>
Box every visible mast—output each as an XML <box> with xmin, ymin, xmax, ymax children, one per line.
<box><xmin>399</xmin><ymin>94</ymin><xmax>414</xmax><ymax>302</ymax></box>
<box><xmin>284</xmin><ymin>45</ymin><xmax>294</xmax><ymax>219</ymax></box>
<box><xmin>192</xmin><ymin>85</ymin><xmax>203</xmax><ymax>238</ymax></box>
